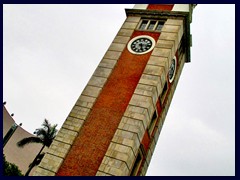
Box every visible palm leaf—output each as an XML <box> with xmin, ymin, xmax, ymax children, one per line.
<box><xmin>17</xmin><ymin>137</ymin><xmax>43</xmax><ymax>148</ymax></box>
<box><xmin>16</xmin><ymin>119</ymin><xmax>58</xmax><ymax>176</ymax></box>
<box><xmin>49</xmin><ymin>124</ymin><xmax>58</xmax><ymax>138</ymax></box>
<box><xmin>42</xmin><ymin>119</ymin><xmax>51</xmax><ymax>134</ymax></box>
<box><xmin>17</xmin><ymin>119</ymin><xmax>58</xmax><ymax>148</ymax></box>
<box><xmin>34</xmin><ymin>128</ymin><xmax>48</xmax><ymax>138</ymax></box>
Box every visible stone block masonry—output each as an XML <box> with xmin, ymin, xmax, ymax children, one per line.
<box><xmin>33</xmin><ymin>15</ymin><xmax>186</xmax><ymax>176</ymax></box>
<box><xmin>55</xmin><ymin>30</ymin><xmax>160</xmax><ymax>176</ymax></box>
<box><xmin>96</xmin><ymin>18</ymin><xmax>185</xmax><ymax>176</ymax></box>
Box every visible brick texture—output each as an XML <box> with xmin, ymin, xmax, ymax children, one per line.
<box><xmin>56</xmin><ymin>31</ymin><xmax>160</xmax><ymax>176</ymax></box>
<box><xmin>147</xmin><ymin>4</ymin><xmax>174</xmax><ymax>11</ymax></box>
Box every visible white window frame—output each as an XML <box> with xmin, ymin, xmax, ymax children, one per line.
<box><xmin>137</xmin><ymin>19</ymin><xmax>165</xmax><ymax>32</ymax></box>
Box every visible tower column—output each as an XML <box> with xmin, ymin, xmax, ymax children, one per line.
<box><xmin>33</xmin><ymin>4</ymin><xmax>195</xmax><ymax>176</ymax></box>
<box><xmin>96</xmin><ymin>18</ymin><xmax>185</xmax><ymax>176</ymax></box>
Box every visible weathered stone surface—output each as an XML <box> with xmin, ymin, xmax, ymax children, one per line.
<box><xmin>98</xmin><ymin>58</ymin><xmax>117</xmax><ymax>69</ymax></box>
<box><xmin>32</xmin><ymin>167</ymin><xmax>55</xmax><ymax>176</ymax></box>
<box><xmin>159</xmin><ymin>32</ymin><xmax>179</xmax><ymax>52</ymax></box>
<box><xmin>118</xmin><ymin>117</ymin><xmax>145</xmax><ymax>146</ymax></box>
<box><xmin>47</xmin><ymin>140</ymin><xmax>71</xmax><ymax>159</ymax></box>
<box><xmin>140</xmin><ymin>161</ymin><xmax>149</xmax><ymax>176</ymax></box>
<box><xmin>148</xmin><ymin>56</ymin><xmax>168</xmax><ymax>71</ymax></box>
<box><xmin>117</xmin><ymin>28</ymin><xmax>134</xmax><ymax>37</ymax></box>
<box><xmin>143</xmin><ymin>64</ymin><xmax>165</xmax><ymax>77</ymax></box>
<box><xmin>38</xmin><ymin>153</ymin><xmax>63</xmax><ymax>173</ymax></box>
<box><xmin>54</xmin><ymin>128</ymin><xmax>78</xmax><ymax>145</ymax></box>
<box><xmin>108</xmin><ymin>43</ymin><xmax>126</xmax><ymax>52</ymax></box>
<box><xmin>103</xmin><ymin>50</ymin><xmax>122</xmax><ymax>60</ymax></box>
<box><xmin>155</xmin><ymin>40</ymin><xmax>175</xmax><ymax>63</ymax></box>
<box><xmin>135</xmin><ymin>84</ymin><xmax>158</xmax><ymax>107</ymax></box>
<box><xmin>75</xmin><ymin>95</ymin><xmax>96</xmax><ymax>109</ymax></box>
<box><xmin>152</xmin><ymin>47</ymin><xmax>172</xmax><ymax>59</ymax></box>
<box><xmin>69</xmin><ymin>105</ymin><xmax>91</xmax><ymax>120</ymax></box>
<box><xmin>153</xmin><ymin>126</ymin><xmax>161</xmax><ymax>144</ymax></box>
<box><xmin>113</xmin><ymin>36</ymin><xmax>131</xmax><ymax>44</ymax></box>
<box><xmin>98</xmin><ymin>156</ymin><xmax>130</xmax><ymax>176</ymax></box>
<box><xmin>165</xmin><ymin>19</ymin><xmax>183</xmax><ymax>26</ymax></box>
<box><xmin>88</xmin><ymin>76</ymin><xmax>107</xmax><ymax>88</ymax></box>
<box><xmin>139</xmin><ymin>74</ymin><xmax>164</xmax><ymax>96</ymax></box>
<box><xmin>82</xmin><ymin>85</ymin><xmax>102</xmax><ymax>98</ymax></box>
<box><xmin>145</xmin><ymin>148</ymin><xmax>153</xmax><ymax>165</ymax></box>
<box><xmin>95</xmin><ymin>171</ymin><xmax>111</xmax><ymax>176</ymax></box>
<box><xmin>112</xmin><ymin>129</ymin><xmax>140</xmax><ymax>156</ymax></box>
<box><xmin>62</xmin><ymin>116</ymin><xmax>85</xmax><ymax>132</ymax></box>
<box><xmin>149</xmin><ymin>140</ymin><xmax>156</xmax><ymax>157</ymax></box>
<box><xmin>162</xmin><ymin>19</ymin><xmax>183</xmax><ymax>54</ymax></box>
<box><xmin>93</xmin><ymin>67</ymin><xmax>112</xmax><ymax>78</ymax></box>
<box><xmin>156</xmin><ymin>39</ymin><xmax>175</xmax><ymax>49</ymax></box>
<box><xmin>129</xmin><ymin>94</ymin><xmax>155</xmax><ymax>118</ymax></box>
<box><xmin>124</xmin><ymin>105</ymin><xmax>150</xmax><ymax>129</ymax></box>
<box><xmin>125</xmin><ymin>16</ymin><xmax>141</xmax><ymax>23</ymax></box>
<box><xmin>122</xmin><ymin>21</ymin><xmax>138</xmax><ymax>29</ymax></box>
<box><xmin>162</xmin><ymin>24</ymin><xmax>181</xmax><ymax>33</ymax></box>
<box><xmin>105</xmin><ymin>142</ymin><xmax>135</xmax><ymax>170</ymax></box>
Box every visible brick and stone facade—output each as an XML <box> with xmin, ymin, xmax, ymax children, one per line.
<box><xmin>33</xmin><ymin>4</ymin><xmax>195</xmax><ymax>176</ymax></box>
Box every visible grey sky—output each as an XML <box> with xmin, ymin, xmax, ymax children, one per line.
<box><xmin>3</xmin><ymin>4</ymin><xmax>235</xmax><ymax>176</ymax></box>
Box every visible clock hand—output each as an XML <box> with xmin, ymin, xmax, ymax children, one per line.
<box><xmin>140</xmin><ymin>43</ymin><xmax>143</xmax><ymax>47</ymax></box>
<box><xmin>142</xmin><ymin>43</ymin><xmax>147</xmax><ymax>49</ymax></box>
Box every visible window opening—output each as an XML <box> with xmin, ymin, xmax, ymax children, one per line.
<box><xmin>148</xmin><ymin>110</ymin><xmax>158</xmax><ymax>135</ymax></box>
<box><xmin>137</xmin><ymin>19</ymin><xmax>165</xmax><ymax>32</ymax></box>
<box><xmin>139</xmin><ymin>20</ymin><xmax>148</xmax><ymax>30</ymax></box>
<box><xmin>156</xmin><ymin>22</ymin><xmax>164</xmax><ymax>31</ymax></box>
<box><xmin>130</xmin><ymin>146</ymin><xmax>144</xmax><ymax>176</ymax></box>
<box><xmin>147</xmin><ymin>21</ymin><xmax>157</xmax><ymax>30</ymax></box>
<box><xmin>160</xmin><ymin>81</ymin><xmax>168</xmax><ymax>104</ymax></box>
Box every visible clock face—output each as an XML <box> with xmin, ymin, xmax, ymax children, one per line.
<box><xmin>127</xmin><ymin>35</ymin><xmax>155</xmax><ymax>55</ymax></box>
<box><xmin>169</xmin><ymin>56</ymin><xmax>177</xmax><ymax>83</ymax></box>
<box><xmin>131</xmin><ymin>38</ymin><xmax>152</xmax><ymax>53</ymax></box>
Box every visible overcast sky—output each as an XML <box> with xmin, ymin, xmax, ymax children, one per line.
<box><xmin>3</xmin><ymin>4</ymin><xmax>235</xmax><ymax>176</ymax></box>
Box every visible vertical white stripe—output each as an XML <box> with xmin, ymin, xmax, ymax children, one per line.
<box><xmin>133</xmin><ymin>4</ymin><xmax>148</xmax><ymax>10</ymax></box>
<box><xmin>172</xmin><ymin>4</ymin><xmax>190</xmax><ymax>12</ymax></box>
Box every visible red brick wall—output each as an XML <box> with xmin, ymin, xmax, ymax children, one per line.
<box><xmin>56</xmin><ymin>31</ymin><xmax>160</xmax><ymax>176</ymax></box>
<box><xmin>147</xmin><ymin>4</ymin><xmax>174</xmax><ymax>11</ymax></box>
<box><xmin>141</xmin><ymin>131</ymin><xmax>151</xmax><ymax>153</ymax></box>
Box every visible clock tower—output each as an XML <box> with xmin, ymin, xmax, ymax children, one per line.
<box><xmin>33</xmin><ymin>4</ymin><xmax>196</xmax><ymax>176</ymax></box>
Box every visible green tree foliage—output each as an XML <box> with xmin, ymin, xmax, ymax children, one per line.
<box><xmin>3</xmin><ymin>154</ymin><xmax>23</xmax><ymax>176</ymax></box>
<box><xmin>17</xmin><ymin>119</ymin><xmax>58</xmax><ymax>148</ymax></box>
